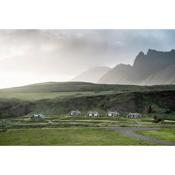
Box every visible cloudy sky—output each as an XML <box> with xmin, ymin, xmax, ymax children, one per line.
<box><xmin>0</xmin><ymin>29</ymin><xmax>175</xmax><ymax>88</ymax></box>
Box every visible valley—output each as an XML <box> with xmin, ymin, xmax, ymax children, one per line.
<box><xmin>0</xmin><ymin>82</ymin><xmax>175</xmax><ymax>145</ymax></box>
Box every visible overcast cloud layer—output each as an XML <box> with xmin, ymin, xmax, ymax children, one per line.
<box><xmin>0</xmin><ymin>29</ymin><xmax>175</xmax><ymax>88</ymax></box>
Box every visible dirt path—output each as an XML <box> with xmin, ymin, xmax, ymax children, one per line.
<box><xmin>110</xmin><ymin>127</ymin><xmax>175</xmax><ymax>145</ymax></box>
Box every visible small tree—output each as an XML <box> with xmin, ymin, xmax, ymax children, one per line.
<box><xmin>146</xmin><ymin>105</ymin><xmax>153</xmax><ymax>114</ymax></box>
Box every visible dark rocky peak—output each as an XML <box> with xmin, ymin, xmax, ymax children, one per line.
<box><xmin>137</xmin><ymin>51</ymin><xmax>145</xmax><ymax>57</ymax></box>
<box><xmin>134</xmin><ymin>51</ymin><xmax>145</xmax><ymax>62</ymax></box>
<box><xmin>147</xmin><ymin>49</ymin><xmax>159</xmax><ymax>55</ymax></box>
<box><xmin>133</xmin><ymin>51</ymin><xmax>146</xmax><ymax>67</ymax></box>
<box><xmin>134</xmin><ymin>49</ymin><xmax>175</xmax><ymax>68</ymax></box>
<box><xmin>147</xmin><ymin>49</ymin><xmax>175</xmax><ymax>56</ymax></box>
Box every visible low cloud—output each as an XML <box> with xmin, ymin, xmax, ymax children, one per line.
<box><xmin>0</xmin><ymin>29</ymin><xmax>175</xmax><ymax>88</ymax></box>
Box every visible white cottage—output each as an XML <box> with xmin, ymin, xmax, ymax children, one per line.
<box><xmin>87</xmin><ymin>111</ymin><xmax>99</xmax><ymax>117</ymax></box>
<box><xmin>69</xmin><ymin>110</ymin><xmax>81</xmax><ymax>116</ymax></box>
<box><xmin>127</xmin><ymin>113</ymin><xmax>142</xmax><ymax>118</ymax></box>
<box><xmin>107</xmin><ymin>111</ymin><xmax>120</xmax><ymax>117</ymax></box>
<box><xmin>31</xmin><ymin>113</ymin><xmax>46</xmax><ymax>121</ymax></box>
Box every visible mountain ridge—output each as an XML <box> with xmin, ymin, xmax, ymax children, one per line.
<box><xmin>99</xmin><ymin>49</ymin><xmax>175</xmax><ymax>85</ymax></box>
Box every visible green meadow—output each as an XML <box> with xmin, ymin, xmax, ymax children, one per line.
<box><xmin>0</xmin><ymin>128</ymin><xmax>151</xmax><ymax>145</ymax></box>
<box><xmin>137</xmin><ymin>129</ymin><xmax>175</xmax><ymax>142</ymax></box>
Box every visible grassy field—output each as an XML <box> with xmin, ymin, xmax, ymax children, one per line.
<box><xmin>3</xmin><ymin>114</ymin><xmax>175</xmax><ymax>129</ymax></box>
<box><xmin>1</xmin><ymin>115</ymin><xmax>175</xmax><ymax>145</ymax></box>
<box><xmin>0</xmin><ymin>91</ymin><xmax>81</xmax><ymax>101</ymax></box>
<box><xmin>0</xmin><ymin>91</ymin><xmax>117</xmax><ymax>101</ymax></box>
<box><xmin>137</xmin><ymin>129</ymin><xmax>175</xmax><ymax>142</ymax></box>
<box><xmin>0</xmin><ymin>128</ymin><xmax>151</xmax><ymax>145</ymax></box>
<box><xmin>0</xmin><ymin>91</ymin><xmax>96</xmax><ymax>101</ymax></box>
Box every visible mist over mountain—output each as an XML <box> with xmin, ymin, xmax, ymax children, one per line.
<box><xmin>98</xmin><ymin>64</ymin><xmax>134</xmax><ymax>84</ymax></box>
<box><xmin>98</xmin><ymin>49</ymin><xmax>175</xmax><ymax>85</ymax></box>
<box><xmin>1</xmin><ymin>30</ymin><xmax>175</xmax><ymax>88</ymax></box>
<box><xmin>72</xmin><ymin>66</ymin><xmax>110</xmax><ymax>83</ymax></box>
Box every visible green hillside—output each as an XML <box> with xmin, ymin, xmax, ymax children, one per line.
<box><xmin>1</xmin><ymin>81</ymin><xmax>175</xmax><ymax>93</ymax></box>
<box><xmin>32</xmin><ymin>90</ymin><xmax>175</xmax><ymax>115</ymax></box>
<box><xmin>0</xmin><ymin>82</ymin><xmax>175</xmax><ymax>120</ymax></box>
<box><xmin>0</xmin><ymin>82</ymin><xmax>143</xmax><ymax>92</ymax></box>
<box><xmin>0</xmin><ymin>88</ymin><xmax>175</xmax><ymax>120</ymax></box>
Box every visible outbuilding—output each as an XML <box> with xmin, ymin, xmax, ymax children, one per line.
<box><xmin>107</xmin><ymin>111</ymin><xmax>120</xmax><ymax>117</ymax></box>
<box><xmin>69</xmin><ymin>110</ymin><xmax>81</xmax><ymax>116</ymax></box>
<box><xmin>127</xmin><ymin>113</ymin><xmax>142</xmax><ymax>118</ymax></box>
<box><xmin>87</xmin><ymin>111</ymin><xmax>100</xmax><ymax>117</ymax></box>
<box><xmin>31</xmin><ymin>114</ymin><xmax>46</xmax><ymax>121</ymax></box>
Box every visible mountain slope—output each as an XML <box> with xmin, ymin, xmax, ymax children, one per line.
<box><xmin>99</xmin><ymin>49</ymin><xmax>175</xmax><ymax>85</ymax></box>
<box><xmin>133</xmin><ymin>49</ymin><xmax>175</xmax><ymax>82</ymax></box>
<box><xmin>143</xmin><ymin>65</ymin><xmax>175</xmax><ymax>85</ymax></box>
<box><xmin>72</xmin><ymin>66</ymin><xmax>110</xmax><ymax>83</ymax></box>
<box><xmin>98</xmin><ymin>64</ymin><xmax>134</xmax><ymax>84</ymax></box>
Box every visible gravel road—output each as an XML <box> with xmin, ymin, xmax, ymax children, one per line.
<box><xmin>110</xmin><ymin>127</ymin><xmax>175</xmax><ymax>145</ymax></box>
